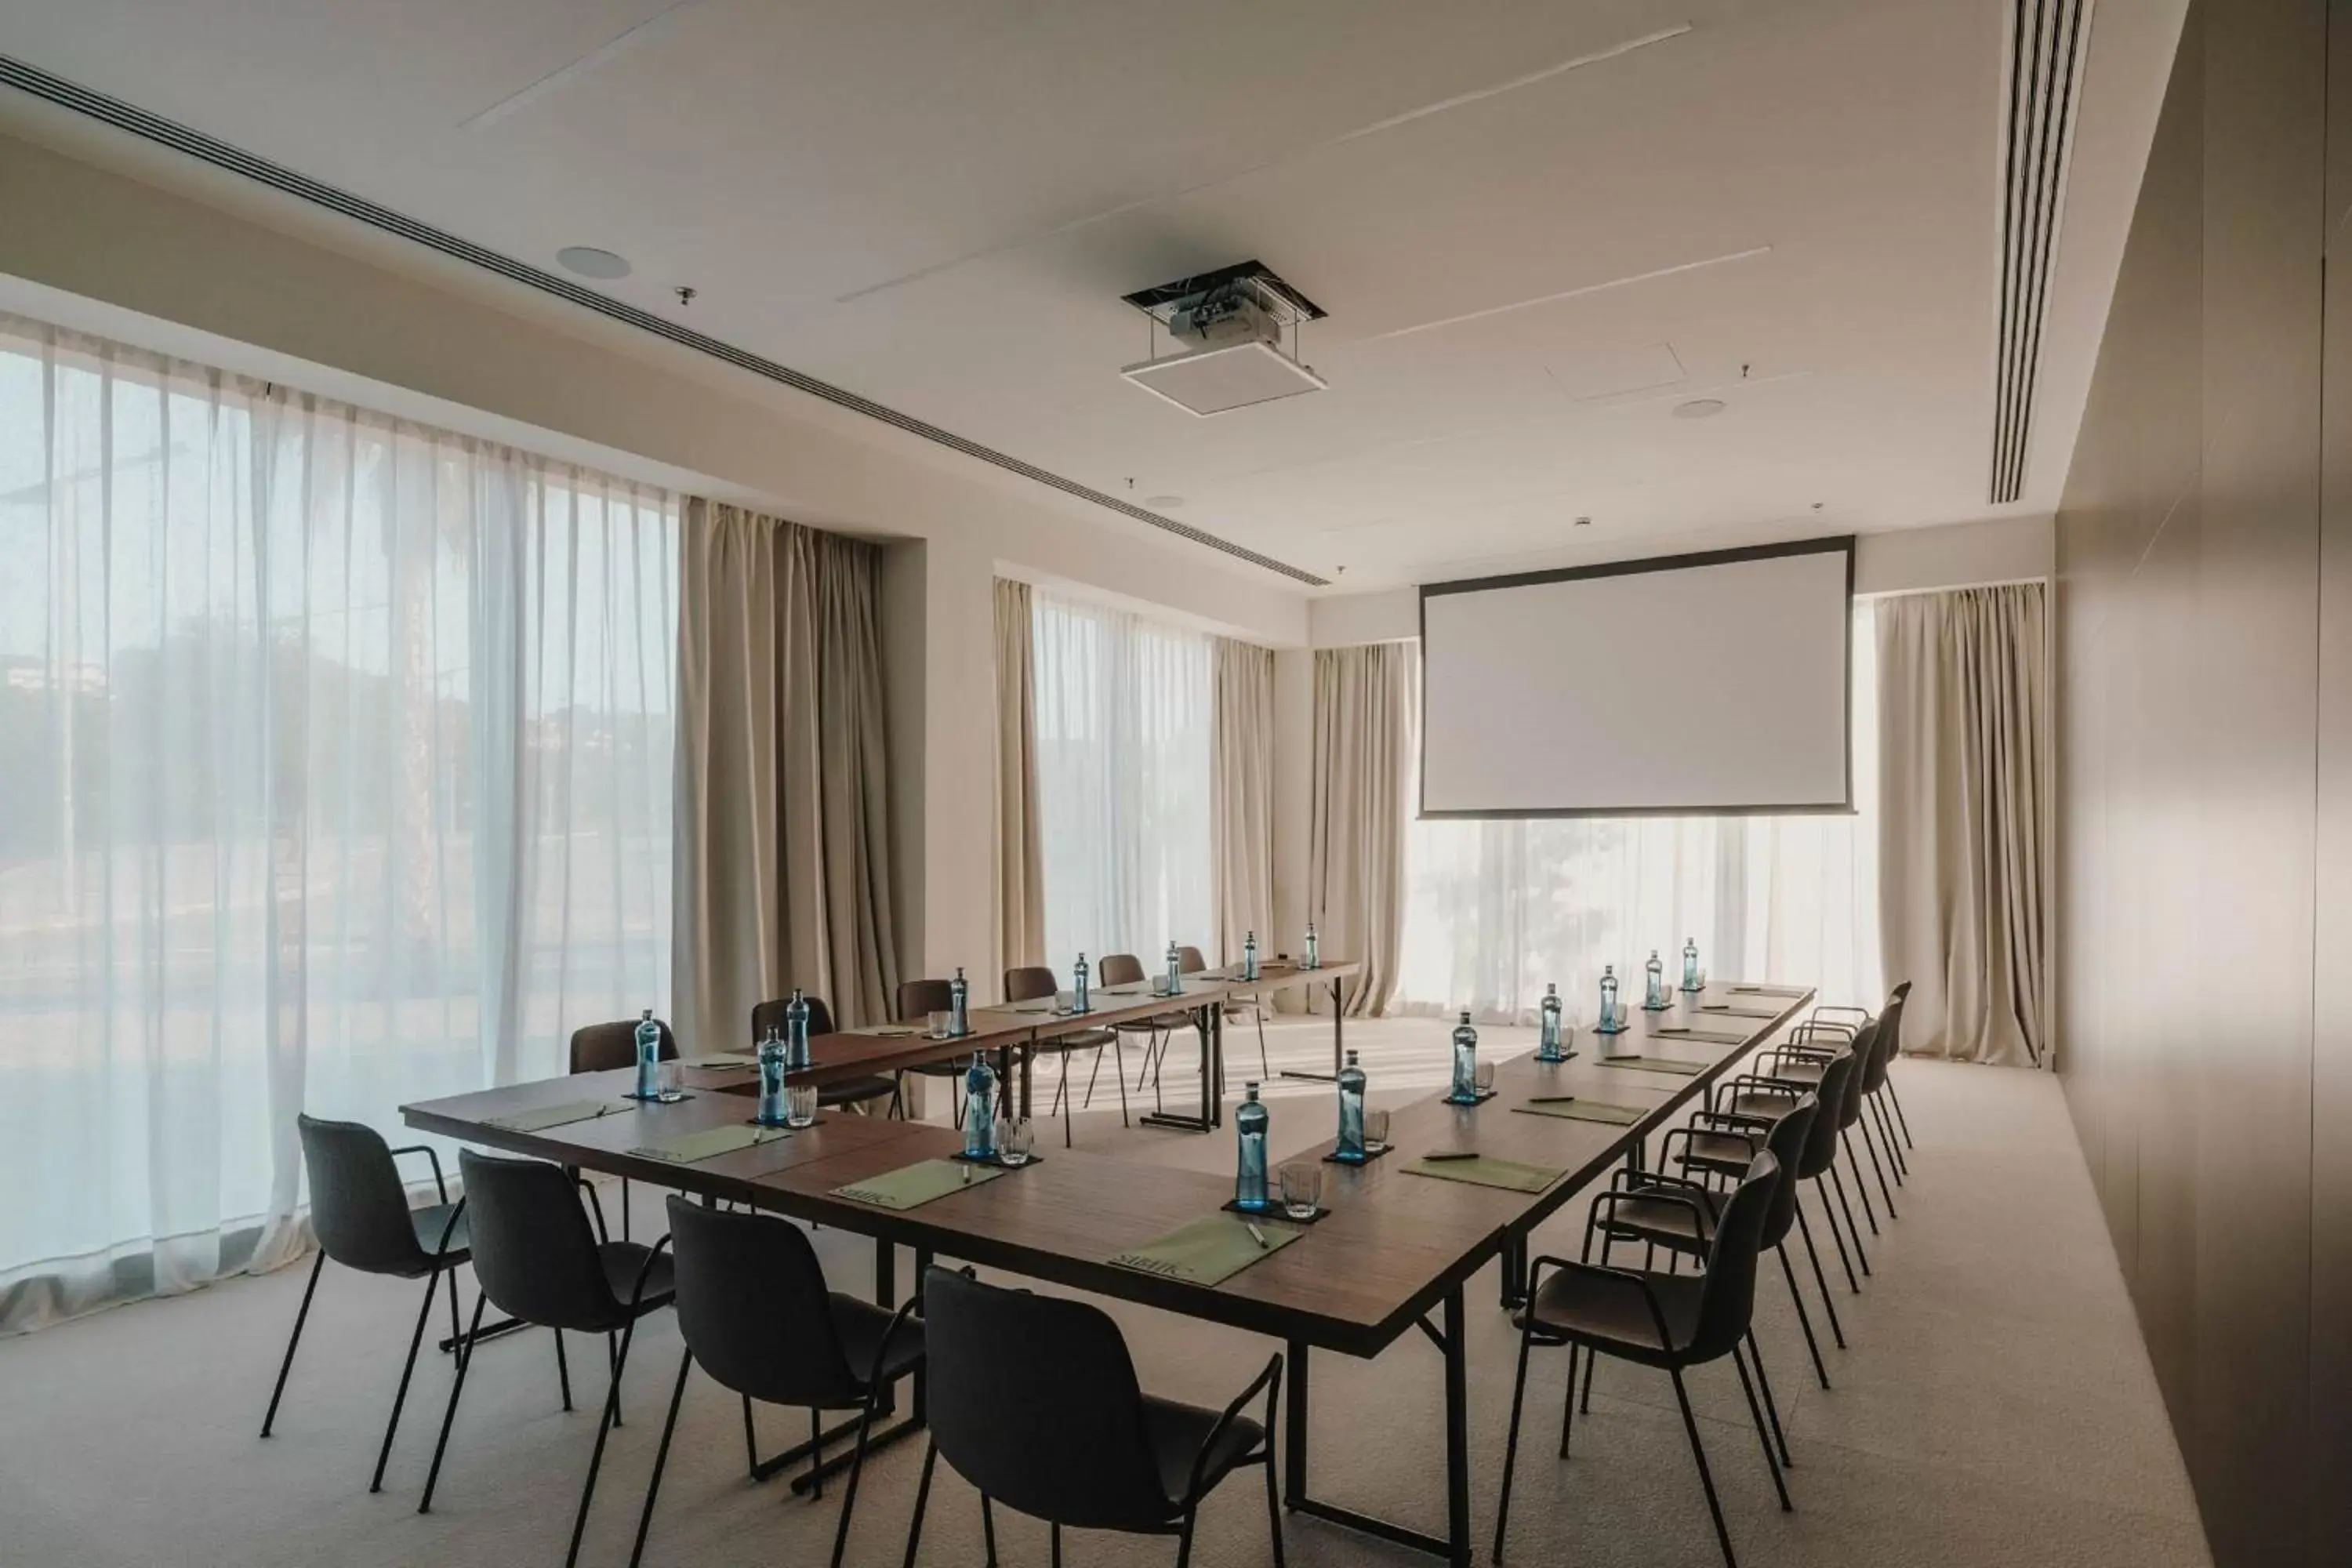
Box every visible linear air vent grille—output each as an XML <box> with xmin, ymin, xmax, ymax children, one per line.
<box><xmin>0</xmin><ymin>53</ymin><xmax>1328</xmax><ymax>586</ymax></box>
<box><xmin>1991</xmin><ymin>0</ymin><xmax>2091</xmax><ymax>505</ymax></box>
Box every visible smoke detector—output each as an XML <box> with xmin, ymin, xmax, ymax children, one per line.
<box><xmin>1120</xmin><ymin>260</ymin><xmax>1327</xmax><ymax>416</ymax></box>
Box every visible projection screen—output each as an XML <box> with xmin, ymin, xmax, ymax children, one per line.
<box><xmin>1417</xmin><ymin>537</ymin><xmax>1854</xmax><ymax>817</ymax></box>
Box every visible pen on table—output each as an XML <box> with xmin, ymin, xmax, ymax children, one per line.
<box><xmin>1525</xmin><ymin>1095</ymin><xmax>1578</xmax><ymax>1104</ymax></box>
<box><xmin>962</xmin><ymin>1163</ymin><xmax>974</xmax><ymax>1185</ymax></box>
<box><xmin>1247</xmin><ymin>1222</ymin><xmax>1269</xmax><ymax>1249</ymax></box>
<box><xmin>1424</xmin><ymin>1150</ymin><xmax>1480</xmax><ymax>1162</ymax></box>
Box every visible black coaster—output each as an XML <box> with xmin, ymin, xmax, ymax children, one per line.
<box><xmin>623</xmin><ymin>1091</ymin><xmax>696</xmax><ymax>1105</ymax></box>
<box><xmin>1443</xmin><ymin>1087</ymin><xmax>1499</xmax><ymax>1107</ymax></box>
<box><xmin>1530</xmin><ymin>1051</ymin><xmax>1583</xmax><ymax>1066</ymax></box>
<box><xmin>1593</xmin><ymin>1022</ymin><xmax>1631</xmax><ymax>1036</ymax></box>
<box><xmin>1321</xmin><ymin>1142</ymin><xmax>1395</xmax><ymax>1166</ymax></box>
<box><xmin>1221</xmin><ymin>1199</ymin><xmax>1330</xmax><ymax>1225</ymax></box>
<box><xmin>1642</xmin><ymin>999</ymin><xmax>1675</xmax><ymax>1012</ymax></box>
<box><xmin>744</xmin><ymin>1114</ymin><xmax>815</xmax><ymax>1130</ymax></box>
<box><xmin>949</xmin><ymin>1150</ymin><xmax>1046</xmax><ymax>1169</ymax></box>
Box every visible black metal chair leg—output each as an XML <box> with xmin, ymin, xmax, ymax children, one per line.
<box><xmin>1829</xmin><ymin>1163</ymin><xmax>1873</xmax><ymax>1273</ymax></box>
<box><xmin>1874</xmin><ymin>1094</ymin><xmax>1908</xmax><ymax>1180</ymax></box>
<box><xmin>1494</xmin><ymin>1321</ymin><xmax>1535</xmax><ymax>1561</ymax></box>
<box><xmin>608</xmin><ymin>1329</ymin><xmax>625</xmax><ymax>1426</ymax></box>
<box><xmin>555</xmin><ymin>1327</ymin><xmax>575</xmax><ymax>1410</ymax></box>
<box><xmin>1053</xmin><ymin>1519</ymin><xmax>1065</xmax><ymax>1567</ymax></box>
<box><xmin>1559</xmin><ymin>1344</ymin><xmax>1580</xmax><ymax>1458</ymax></box>
<box><xmin>628</xmin><ymin>1347</ymin><xmax>695</xmax><ymax>1568</ymax></box>
<box><xmin>1254</xmin><ymin>1005</ymin><xmax>1269</xmax><ymax>1081</ymax></box>
<box><xmin>564</xmin><ymin>1318</ymin><xmax>641</xmax><ymax>1568</ymax></box>
<box><xmin>420</xmin><ymin>1291</ymin><xmax>489</xmax><ymax>1513</ymax></box>
<box><xmin>808</xmin><ymin>1406</ymin><xmax>825</xmax><ymax>1500</ymax></box>
<box><xmin>1860</xmin><ymin>1112</ymin><xmax>1899</xmax><ymax>1218</ymax></box>
<box><xmin>1174</xmin><ymin>1512</ymin><xmax>1196</xmax><ymax>1568</ymax></box>
<box><xmin>443</xmin><ymin>1264</ymin><xmax>464</xmax><ymax>1352</ymax></box>
<box><xmin>901</xmin><ymin>1439</ymin><xmax>937</xmax><ymax>1568</ymax></box>
<box><xmin>1842</xmin><ymin>1131</ymin><xmax>1880</xmax><ymax>1236</ymax></box>
<box><xmin>1081</xmin><ymin>1042</ymin><xmax>1105</xmax><ymax>1109</ymax></box>
<box><xmin>1670</xmin><ymin>1368</ymin><xmax>1739</xmax><ymax>1568</ymax></box>
<box><xmin>1744</xmin><ymin>1331</ymin><xmax>1792</xmax><ymax>1472</ymax></box>
<box><xmin>1795</xmin><ymin>1200</ymin><xmax>1849</xmax><ymax>1342</ymax></box>
<box><xmin>1730</xmin><ymin>1342</ymin><xmax>1792</xmax><ymax>1512</ymax></box>
<box><xmin>369</xmin><ymin>1263</ymin><xmax>443</xmax><ymax>1492</ymax></box>
<box><xmin>742</xmin><ymin>1394</ymin><xmax>760</xmax><ymax>1479</ymax></box>
<box><xmin>260</xmin><ymin>1251</ymin><xmax>325</xmax><ymax>1438</ymax></box>
<box><xmin>1886</xmin><ymin>1076</ymin><xmax>1915</xmax><ymax>1148</ymax></box>
<box><xmin>1778</xmin><ymin>1244</ymin><xmax>1831</xmax><ymax>1388</ymax></box>
<box><xmin>1261</xmin><ymin>1438</ymin><xmax>1286</xmax><ymax>1568</ymax></box>
<box><xmin>1113</xmin><ymin>1039</ymin><xmax>1131</xmax><ymax>1128</ymax></box>
<box><xmin>828</xmin><ymin>1402</ymin><xmax>879</xmax><ymax>1568</ymax></box>
<box><xmin>981</xmin><ymin>1492</ymin><xmax>1000</xmax><ymax>1566</ymax></box>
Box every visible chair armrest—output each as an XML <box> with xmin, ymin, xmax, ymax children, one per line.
<box><xmin>1584</xmin><ymin>1187</ymin><xmax>1710</xmax><ymax>1247</ymax></box>
<box><xmin>1184</xmin><ymin>1350</ymin><xmax>1284</xmax><ymax>1508</ymax></box>
<box><xmin>861</xmin><ymin>1294</ymin><xmax>927</xmax><ymax>1396</ymax></box>
<box><xmin>1692</xmin><ymin>1108</ymin><xmax>1776</xmax><ymax>1135</ymax></box>
<box><xmin>1611</xmin><ymin>1166</ymin><xmax>1714</xmax><ymax>1200</ymax></box>
<box><xmin>1811</xmin><ymin>1005</ymin><xmax>1871</xmax><ymax>1025</ymax></box>
<box><xmin>575</xmin><ymin>1174</ymin><xmax>612</xmax><ymax>1245</ymax></box>
<box><xmin>389</xmin><ymin>1144</ymin><xmax>450</xmax><ymax>1205</ymax></box>
<box><xmin>1524</xmin><ymin>1254</ymin><xmax>1678</xmax><ymax>1352</ymax></box>
<box><xmin>429</xmin><ymin>1196</ymin><xmax>467</xmax><ymax>1254</ymax></box>
<box><xmin>1713</xmin><ymin>1075</ymin><xmax>1798</xmax><ymax>1113</ymax></box>
<box><xmin>623</xmin><ymin>1233</ymin><xmax>674</xmax><ymax>1312</ymax></box>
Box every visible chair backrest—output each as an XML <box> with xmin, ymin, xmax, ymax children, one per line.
<box><xmin>897</xmin><ymin>978</ymin><xmax>955</xmax><ymax>1022</ymax></box>
<box><xmin>751</xmin><ymin>993</ymin><xmax>836</xmax><ymax>1040</ymax></box>
<box><xmin>298</xmin><ymin>1115</ymin><xmax>431</xmax><ymax>1276</ymax></box>
<box><xmin>1096</xmin><ymin>953</ymin><xmax>1145</xmax><ymax>987</ymax></box>
<box><xmin>1177</xmin><ymin>945</ymin><xmax>1207</xmax><ymax>975</ymax></box>
<box><xmin>1834</xmin><ymin>1018</ymin><xmax>1877</xmax><ymax>1127</ymax></box>
<box><xmin>922</xmin><ymin>1266</ymin><xmax>1178</xmax><ymax>1529</ymax></box>
<box><xmin>1756</xmin><ymin>1094</ymin><xmax>1819</xmax><ymax>1249</ymax></box>
<box><xmin>1793</xmin><ymin>1051</ymin><xmax>1856</xmax><ymax>1180</ymax></box>
<box><xmin>664</xmin><ymin>1196</ymin><xmax>864</xmax><ymax>1407</ymax></box>
<box><xmin>1857</xmin><ymin>1009</ymin><xmax>1897</xmax><ymax>1094</ymax></box>
<box><xmin>456</xmin><ymin>1149</ymin><xmax>627</xmax><ymax>1333</ymax></box>
<box><xmin>1875</xmin><ymin>985</ymin><xmax>1910</xmax><ymax>1063</ymax></box>
<box><xmin>1689</xmin><ymin>1150</ymin><xmax>1781</xmax><ymax>1362</ymax></box>
<box><xmin>1004</xmin><ymin>966</ymin><xmax>1058</xmax><ymax>1004</ymax></box>
<box><xmin>569</xmin><ymin>1018</ymin><xmax>677</xmax><ymax>1075</ymax></box>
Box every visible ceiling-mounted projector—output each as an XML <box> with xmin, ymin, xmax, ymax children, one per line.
<box><xmin>1120</xmin><ymin>260</ymin><xmax>1328</xmax><ymax>417</ymax></box>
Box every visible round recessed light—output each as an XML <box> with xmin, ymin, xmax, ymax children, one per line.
<box><xmin>1145</xmin><ymin>494</ymin><xmax>1185</xmax><ymax>510</ymax></box>
<box><xmin>1573</xmin><ymin>516</ymin><xmax>1592</xmax><ymax>528</ymax></box>
<box><xmin>556</xmin><ymin>246</ymin><xmax>633</xmax><ymax>281</ymax></box>
<box><xmin>1673</xmin><ymin>397</ymin><xmax>1728</xmax><ymax>419</ymax></box>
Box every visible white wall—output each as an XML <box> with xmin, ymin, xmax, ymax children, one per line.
<box><xmin>0</xmin><ymin>121</ymin><xmax>1310</xmax><ymax>1001</ymax></box>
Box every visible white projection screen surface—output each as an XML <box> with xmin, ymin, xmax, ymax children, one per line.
<box><xmin>1418</xmin><ymin>539</ymin><xmax>1854</xmax><ymax>817</ymax></box>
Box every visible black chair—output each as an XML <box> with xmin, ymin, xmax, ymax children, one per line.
<box><xmin>261</xmin><ymin>1116</ymin><xmax>470</xmax><ymax>1494</ymax></box>
<box><xmin>1109</xmin><ymin>950</ymin><xmax>1207</xmax><ymax>1109</ymax></box>
<box><xmin>570</xmin><ymin>1018</ymin><xmax>678</xmax><ymax>1240</ymax></box>
<box><xmin>1813</xmin><ymin>985</ymin><xmax>1915</xmax><ymax>1174</ymax></box>
<box><xmin>629</xmin><ymin>1197</ymin><xmax>924</xmax><ymax>1568</ymax></box>
<box><xmin>1200</xmin><ymin>941</ymin><xmax>1273</xmax><ymax>1087</ymax></box>
<box><xmin>897</xmin><ymin>977</ymin><xmax>967</xmax><ymax>1122</ymax></box>
<box><xmin>420</xmin><ymin>1151</ymin><xmax>677</xmax><ymax>1568</ymax></box>
<box><xmin>1495</xmin><ymin>1152</ymin><xmax>1790</xmax><ymax>1568</ymax></box>
<box><xmin>906</xmin><ymin>1267</ymin><xmax>1282</xmax><ymax>1568</ymax></box>
<box><xmin>1006</xmin><ymin>964</ymin><xmax>1127</xmax><ymax>1145</ymax></box>
<box><xmin>1753</xmin><ymin>1020</ymin><xmax>1885</xmax><ymax>1251</ymax></box>
<box><xmin>1715</xmin><ymin>1047</ymin><xmax>1869</xmax><ymax>1301</ymax></box>
<box><xmin>752</xmin><ymin>994</ymin><xmax>902</xmax><ymax>1116</ymax></box>
<box><xmin>1762</xmin><ymin>1007</ymin><xmax>1904</xmax><ymax>1217</ymax></box>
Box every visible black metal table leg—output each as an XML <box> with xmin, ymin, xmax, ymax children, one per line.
<box><xmin>1140</xmin><ymin>998</ymin><xmax>1221</xmax><ymax>1132</ymax></box>
<box><xmin>1441</xmin><ymin>1287</ymin><xmax>1470</xmax><ymax>1566</ymax></box>
<box><xmin>1499</xmin><ymin>1232</ymin><xmax>1528</xmax><ymax>1310</ymax></box>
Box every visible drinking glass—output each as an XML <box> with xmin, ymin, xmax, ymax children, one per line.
<box><xmin>1363</xmin><ymin>1109</ymin><xmax>1391</xmax><ymax>1152</ymax></box>
<box><xmin>655</xmin><ymin>1060</ymin><xmax>687</xmax><ymax>1104</ymax></box>
<box><xmin>1279</xmin><ymin>1161</ymin><xmax>1323</xmax><ymax>1221</ymax></box>
<box><xmin>1475</xmin><ymin>1061</ymin><xmax>1497</xmax><ymax>1096</ymax></box>
<box><xmin>996</xmin><ymin>1116</ymin><xmax>1036</xmax><ymax>1167</ymax></box>
<box><xmin>927</xmin><ymin>1011</ymin><xmax>954</xmax><ymax>1040</ymax></box>
<box><xmin>786</xmin><ymin>1083</ymin><xmax>819</xmax><ymax>1128</ymax></box>
<box><xmin>1054</xmin><ymin>991</ymin><xmax>1075</xmax><ymax>1014</ymax></box>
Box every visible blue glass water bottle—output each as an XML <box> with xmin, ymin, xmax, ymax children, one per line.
<box><xmin>1165</xmin><ymin>941</ymin><xmax>1183</xmax><ymax>994</ymax></box>
<box><xmin>1304</xmin><ymin>921</ymin><xmax>1319</xmax><ymax>971</ymax></box>
<box><xmin>784</xmin><ymin>987</ymin><xmax>812</xmax><ymax>1069</ymax></box>
<box><xmin>962</xmin><ymin>1051</ymin><xmax>997</xmax><ymax>1160</ymax></box>
<box><xmin>1449</xmin><ymin>1011</ymin><xmax>1479</xmax><ymax>1102</ymax></box>
<box><xmin>1335</xmin><ymin>1049</ymin><xmax>1368</xmax><ymax>1162</ymax></box>
<box><xmin>1645</xmin><ymin>950</ymin><xmax>1666</xmax><ymax>1011</ymax></box>
<box><xmin>949</xmin><ymin>967</ymin><xmax>970</xmax><ymax>1037</ymax></box>
<box><xmin>1235</xmin><ymin>1082</ymin><xmax>1271</xmax><ymax>1210</ymax></box>
<box><xmin>633</xmin><ymin>1009</ymin><xmax>661</xmax><ymax>1100</ymax></box>
<box><xmin>1243</xmin><ymin>930</ymin><xmax>1260</xmax><ymax>982</ymax></box>
<box><xmin>1682</xmin><ymin>936</ymin><xmax>1700</xmax><ymax>993</ymax></box>
<box><xmin>754</xmin><ymin>1028</ymin><xmax>789</xmax><ymax>1127</ymax></box>
<box><xmin>1073</xmin><ymin>952</ymin><xmax>1091</xmax><ymax>1014</ymax></box>
<box><xmin>1598</xmin><ymin>966</ymin><xmax>1622</xmax><ymax>1033</ymax></box>
<box><xmin>1537</xmin><ymin>983</ymin><xmax>1566</xmax><ymax>1062</ymax></box>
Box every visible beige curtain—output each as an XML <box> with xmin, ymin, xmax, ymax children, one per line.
<box><xmin>1875</xmin><ymin>584</ymin><xmax>2049</xmax><ymax>1065</ymax></box>
<box><xmin>673</xmin><ymin>499</ymin><xmax>899</xmax><ymax>1047</ymax></box>
<box><xmin>1309</xmin><ymin>642</ymin><xmax>1414</xmax><ymax>1015</ymax></box>
<box><xmin>993</xmin><ymin>578</ymin><xmax>1046</xmax><ymax>979</ymax></box>
<box><xmin>1212</xmin><ymin>637</ymin><xmax>1276</xmax><ymax>965</ymax></box>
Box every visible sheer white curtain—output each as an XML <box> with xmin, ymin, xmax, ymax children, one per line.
<box><xmin>1029</xmin><ymin>591</ymin><xmax>1214</xmax><ymax>974</ymax></box>
<box><xmin>1397</xmin><ymin>609</ymin><xmax>1881</xmax><ymax>1023</ymax></box>
<box><xmin>0</xmin><ymin>315</ymin><xmax>677</xmax><ymax>1330</ymax></box>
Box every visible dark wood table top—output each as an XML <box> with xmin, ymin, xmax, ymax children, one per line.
<box><xmin>402</xmin><ymin>975</ymin><xmax>1807</xmax><ymax>1359</ymax></box>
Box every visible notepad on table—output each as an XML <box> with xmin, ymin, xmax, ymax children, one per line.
<box><xmin>1106</xmin><ymin>1213</ymin><xmax>1300</xmax><ymax>1287</ymax></box>
<box><xmin>481</xmin><ymin>1099</ymin><xmax>629</xmax><ymax>1134</ymax></box>
<box><xmin>831</xmin><ymin>1158</ymin><xmax>1003</xmax><ymax>1210</ymax></box>
<box><xmin>629</xmin><ymin>1123</ymin><xmax>795</xmax><ymax>1164</ymax></box>
<box><xmin>1602</xmin><ymin>1051</ymin><xmax>1719</xmax><ymax>1072</ymax></box>
<box><xmin>1512</xmin><ymin>1098</ymin><xmax>1646</xmax><ymax>1127</ymax></box>
<box><xmin>1403</xmin><ymin>1154</ymin><xmax>1563</xmax><ymax>1193</ymax></box>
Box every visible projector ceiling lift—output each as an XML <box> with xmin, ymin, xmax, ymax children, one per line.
<box><xmin>1120</xmin><ymin>260</ymin><xmax>1328</xmax><ymax>416</ymax></box>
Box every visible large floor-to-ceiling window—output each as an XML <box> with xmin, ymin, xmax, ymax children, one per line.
<box><xmin>0</xmin><ymin>315</ymin><xmax>677</xmax><ymax>1327</ymax></box>
<box><xmin>1396</xmin><ymin>606</ymin><xmax>1881</xmax><ymax>1022</ymax></box>
<box><xmin>1028</xmin><ymin>590</ymin><xmax>1214</xmax><ymax>975</ymax></box>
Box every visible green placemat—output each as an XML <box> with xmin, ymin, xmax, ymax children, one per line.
<box><xmin>630</xmin><ymin>1123</ymin><xmax>796</xmax><ymax>1164</ymax></box>
<box><xmin>1512</xmin><ymin>1098</ymin><xmax>1646</xmax><ymax>1127</ymax></box>
<box><xmin>1726</xmin><ymin>984</ymin><xmax>1809</xmax><ymax>997</ymax></box>
<box><xmin>1602</xmin><ymin>1051</ymin><xmax>1719</xmax><ymax>1073</ymax></box>
<box><xmin>1106</xmin><ymin>1212</ymin><xmax>1301</xmax><ymax>1286</ymax></box>
<box><xmin>1698</xmin><ymin>1004</ymin><xmax>1783</xmax><ymax>1019</ymax></box>
<box><xmin>1403</xmin><ymin>1154</ymin><xmax>1563</xmax><ymax>1193</ymax></box>
<box><xmin>482</xmin><ymin>1099</ymin><xmax>629</xmax><ymax>1134</ymax></box>
<box><xmin>831</xmin><ymin>1158</ymin><xmax>1003</xmax><ymax>1210</ymax></box>
<box><xmin>1652</xmin><ymin>1027</ymin><xmax>1753</xmax><ymax>1047</ymax></box>
<box><xmin>679</xmin><ymin>1052</ymin><xmax>760</xmax><ymax>1069</ymax></box>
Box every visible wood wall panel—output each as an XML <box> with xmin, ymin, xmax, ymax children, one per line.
<box><xmin>2057</xmin><ymin>3</ymin><xmax>2344</xmax><ymax>1563</ymax></box>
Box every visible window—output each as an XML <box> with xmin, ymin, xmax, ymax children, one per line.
<box><xmin>0</xmin><ymin>316</ymin><xmax>677</xmax><ymax>1327</ymax></box>
<box><xmin>1029</xmin><ymin>591</ymin><xmax>1214</xmax><ymax>973</ymax></box>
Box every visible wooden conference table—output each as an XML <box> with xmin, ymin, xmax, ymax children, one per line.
<box><xmin>402</xmin><ymin>977</ymin><xmax>1811</xmax><ymax>1567</ymax></box>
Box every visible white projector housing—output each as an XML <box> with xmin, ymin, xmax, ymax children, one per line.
<box><xmin>1120</xmin><ymin>339</ymin><xmax>1328</xmax><ymax>416</ymax></box>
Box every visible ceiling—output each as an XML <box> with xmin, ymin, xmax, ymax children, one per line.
<box><xmin>0</xmin><ymin>0</ymin><xmax>2169</xmax><ymax>590</ymax></box>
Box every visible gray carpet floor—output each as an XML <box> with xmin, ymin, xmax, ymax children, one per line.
<box><xmin>0</xmin><ymin>1021</ymin><xmax>2212</xmax><ymax>1567</ymax></box>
